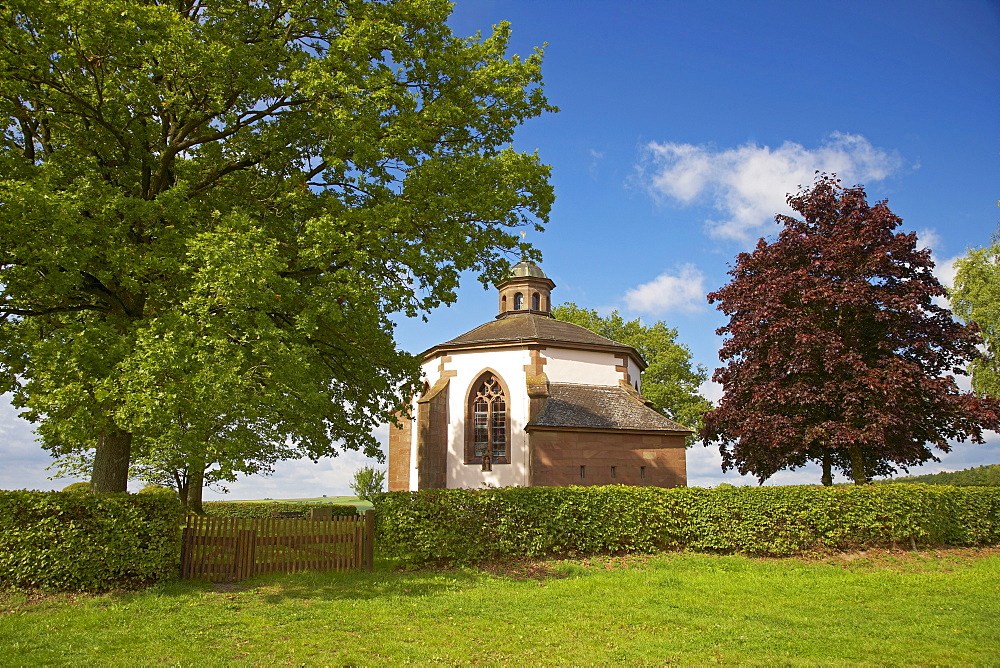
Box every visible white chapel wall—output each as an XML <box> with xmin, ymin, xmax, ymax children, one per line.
<box><xmin>407</xmin><ymin>344</ymin><xmax>641</xmax><ymax>491</ymax></box>
<box><xmin>542</xmin><ymin>348</ymin><xmax>622</xmax><ymax>386</ymax></box>
<box><xmin>627</xmin><ymin>357</ymin><xmax>643</xmax><ymax>391</ymax></box>
<box><xmin>419</xmin><ymin>348</ymin><xmax>532</xmax><ymax>489</ymax></box>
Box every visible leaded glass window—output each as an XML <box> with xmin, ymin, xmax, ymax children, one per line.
<box><xmin>468</xmin><ymin>373</ymin><xmax>508</xmax><ymax>464</ymax></box>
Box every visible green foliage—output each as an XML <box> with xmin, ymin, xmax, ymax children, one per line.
<box><xmin>61</xmin><ymin>482</ymin><xmax>91</xmax><ymax>494</ymax></box>
<box><xmin>551</xmin><ymin>303</ymin><xmax>711</xmax><ymax>440</ymax></box>
<box><xmin>0</xmin><ymin>491</ymin><xmax>183</xmax><ymax>591</ymax></box>
<box><xmin>0</xmin><ymin>0</ymin><xmax>555</xmax><ymax>491</ymax></box>
<box><xmin>350</xmin><ymin>467</ymin><xmax>386</xmax><ymax>501</ymax></box>
<box><xmin>951</xmin><ymin>226</ymin><xmax>1000</xmax><ymax>398</ymax></box>
<box><xmin>201</xmin><ymin>502</ymin><xmax>358</xmax><ymax>518</ymax></box>
<box><xmin>884</xmin><ymin>464</ymin><xmax>1000</xmax><ymax>487</ymax></box>
<box><xmin>138</xmin><ymin>484</ymin><xmax>176</xmax><ymax>496</ymax></box>
<box><xmin>373</xmin><ymin>484</ymin><xmax>1000</xmax><ymax>565</ymax></box>
<box><xmin>703</xmin><ymin>175</ymin><xmax>997</xmax><ymax>484</ymax></box>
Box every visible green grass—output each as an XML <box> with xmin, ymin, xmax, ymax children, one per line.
<box><xmin>2</xmin><ymin>550</ymin><xmax>997</xmax><ymax>666</ymax></box>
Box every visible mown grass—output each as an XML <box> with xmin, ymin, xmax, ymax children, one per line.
<box><xmin>1</xmin><ymin>549</ymin><xmax>997</xmax><ymax>666</ymax></box>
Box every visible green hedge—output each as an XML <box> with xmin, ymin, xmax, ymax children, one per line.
<box><xmin>373</xmin><ymin>484</ymin><xmax>1000</xmax><ymax>565</ymax></box>
<box><xmin>202</xmin><ymin>501</ymin><xmax>359</xmax><ymax>518</ymax></box>
<box><xmin>0</xmin><ymin>491</ymin><xmax>184</xmax><ymax>591</ymax></box>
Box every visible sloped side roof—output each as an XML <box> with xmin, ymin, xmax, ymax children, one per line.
<box><xmin>528</xmin><ymin>383</ymin><xmax>692</xmax><ymax>433</ymax></box>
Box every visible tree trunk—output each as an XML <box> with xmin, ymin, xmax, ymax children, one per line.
<box><xmin>90</xmin><ymin>427</ymin><xmax>133</xmax><ymax>492</ymax></box>
<box><xmin>174</xmin><ymin>470</ymin><xmax>191</xmax><ymax>512</ymax></box>
<box><xmin>186</xmin><ymin>459</ymin><xmax>206</xmax><ymax>515</ymax></box>
<box><xmin>821</xmin><ymin>451</ymin><xmax>833</xmax><ymax>486</ymax></box>
<box><xmin>848</xmin><ymin>444</ymin><xmax>868</xmax><ymax>485</ymax></box>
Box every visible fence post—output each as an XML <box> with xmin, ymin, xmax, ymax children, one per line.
<box><xmin>363</xmin><ymin>509</ymin><xmax>375</xmax><ymax>572</ymax></box>
<box><xmin>180</xmin><ymin>525</ymin><xmax>192</xmax><ymax>579</ymax></box>
<box><xmin>234</xmin><ymin>529</ymin><xmax>257</xmax><ymax>581</ymax></box>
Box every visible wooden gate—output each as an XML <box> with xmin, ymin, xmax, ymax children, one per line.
<box><xmin>180</xmin><ymin>510</ymin><xmax>375</xmax><ymax>582</ymax></box>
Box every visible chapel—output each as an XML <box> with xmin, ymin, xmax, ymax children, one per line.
<box><xmin>387</xmin><ymin>261</ymin><xmax>691</xmax><ymax>491</ymax></box>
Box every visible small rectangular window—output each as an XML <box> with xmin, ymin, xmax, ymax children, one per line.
<box><xmin>611</xmin><ymin>466</ymin><xmax>616</xmax><ymax>479</ymax></box>
<box><xmin>640</xmin><ymin>466</ymin><xmax>646</xmax><ymax>480</ymax></box>
<box><xmin>580</xmin><ymin>465</ymin><xmax>586</xmax><ymax>480</ymax></box>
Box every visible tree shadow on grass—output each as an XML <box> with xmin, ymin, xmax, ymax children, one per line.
<box><xmin>249</xmin><ymin>561</ymin><xmax>489</xmax><ymax>605</ymax></box>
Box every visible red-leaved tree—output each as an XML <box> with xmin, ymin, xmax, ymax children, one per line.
<box><xmin>701</xmin><ymin>174</ymin><xmax>999</xmax><ymax>485</ymax></box>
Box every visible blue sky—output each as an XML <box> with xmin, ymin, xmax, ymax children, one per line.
<box><xmin>2</xmin><ymin>0</ymin><xmax>998</xmax><ymax>496</ymax></box>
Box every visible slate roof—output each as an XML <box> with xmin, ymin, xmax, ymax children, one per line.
<box><xmin>528</xmin><ymin>383</ymin><xmax>692</xmax><ymax>433</ymax></box>
<box><xmin>436</xmin><ymin>313</ymin><xmax>631</xmax><ymax>351</ymax></box>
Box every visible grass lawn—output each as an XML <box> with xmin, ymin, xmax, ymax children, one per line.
<box><xmin>2</xmin><ymin>549</ymin><xmax>998</xmax><ymax>666</ymax></box>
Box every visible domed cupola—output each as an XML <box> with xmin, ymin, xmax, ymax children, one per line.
<box><xmin>496</xmin><ymin>261</ymin><xmax>556</xmax><ymax>318</ymax></box>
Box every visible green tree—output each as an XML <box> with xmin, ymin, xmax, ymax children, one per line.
<box><xmin>951</xmin><ymin>226</ymin><xmax>1000</xmax><ymax>399</ymax></box>
<box><xmin>350</xmin><ymin>466</ymin><xmax>385</xmax><ymax>501</ymax></box>
<box><xmin>0</xmin><ymin>0</ymin><xmax>554</xmax><ymax>492</ymax></box>
<box><xmin>551</xmin><ymin>303</ymin><xmax>711</xmax><ymax>441</ymax></box>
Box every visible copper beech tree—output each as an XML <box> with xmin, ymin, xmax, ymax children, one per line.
<box><xmin>701</xmin><ymin>175</ymin><xmax>999</xmax><ymax>485</ymax></box>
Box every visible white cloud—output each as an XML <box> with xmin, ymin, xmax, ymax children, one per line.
<box><xmin>204</xmin><ymin>424</ymin><xmax>391</xmax><ymax>500</ymax></box>
<box><xmin>928</xmin><ymin>253</ymin><xmax>963</xmax><ymax>310</ymax></box>
<box><xmin>639</xmin><ymin>133</ymin><xmax>903</xmax><ymax>242</ymax></box>
<box><xmin>623</xmin><ymin>263</ymin><xmax>706</xmax><ymax>315</ymax></box>
<box><xmin>934</xmin><ymin>254</ymin><xmax>962</xmax><ymax>290</ymax></box>
<box><xmin>0</xmin><ymin>391</ymin><xmax>390</xmax><ymax>497</ymax></box>
<box><xmin>698</xmin><ymin>379</ymin><xmax>724</xmax><ymax>405</ymax></box>
<box><xmin>686</xmin><ymin>431</ymin><xmax>1000</xmax><ymax>488</ymax></box>
<box><xmin>206</xmin><ymin>447</ymin><xmax>385</xmax><ymax>501</ymax></box>
<box><xmin>914</xmin><ymin>226</ymin><xmax>963</xmax><ymax>308</ymax></box>
<box><xmin>916</xmin><ymin>227</ymin><xmax>942</xmax><ymax>254</ymax></box>
<box><xmin>686</xmin><ymin>444</ymin><xmax>839</xmax><ymax>487</ymax></box>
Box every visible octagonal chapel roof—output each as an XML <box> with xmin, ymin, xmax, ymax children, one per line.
<box><xmin>422</xmin><ymin>313</ymin><xmax>646</xmax><ymax>368</ymax></box>
<box><xmin>421</xmin><ymin>261</ymin><xmax>646</xmax><ymax>369</ymax></box>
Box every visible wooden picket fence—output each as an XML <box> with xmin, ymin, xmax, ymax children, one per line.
<box><xmin>180</xmin><ymin>510</ymin><xmax>375</xmax><ymax>582</ymax></box>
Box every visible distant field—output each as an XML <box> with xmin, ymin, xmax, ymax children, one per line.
<box><xmin>220</xmin><ymin>495</ymin><xmax>373</xmax><ymax>511</ymax></box>
<box><xmin>886</xmin><ymin>464</ymin><xmax>1000</xmax><ymax>487</ymax></box>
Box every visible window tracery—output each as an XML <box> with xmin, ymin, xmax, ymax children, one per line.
<box><xmin>467</xmin><ymin>372</ymin><xmax>509</xmax><ymax>466</ymax></box>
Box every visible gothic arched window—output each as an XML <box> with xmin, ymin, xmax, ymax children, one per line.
<box><xmin>466</xmin><ymin>372</ymin><xmax>509</xmax><ymax>465</ymax></box>
<box><xmin>531</xmin><ymin>292</ymin><xmax>540</xmax><ymax>310</ymax></box>
<box><xmin>513</xmin><ymin>292</ymin><xmax>523</xmax><ymax>310</ymax></box>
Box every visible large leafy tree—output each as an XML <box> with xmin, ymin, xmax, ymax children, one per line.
<box><xmin>701</xmin><ymin>175</ymin><xmax>999</xmax><ymax>485</ymax></box>
<box><xmin>551</xmin><ymin>303</ymin><xmax>711</xmax><ymax>442</ymax></box>
<box><xmin>951</xmin><ymin>226</ymin><xmax>1000</xmax><ymax>399</ymax></box>
<box><xmin>0</xmin><ymin>0</ymin><xmax>555</xmax><ymax>492</ymax></box>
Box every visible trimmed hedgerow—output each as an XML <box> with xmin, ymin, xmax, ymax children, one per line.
<box><xmin>373</xmin><ymin>484</ymin><xmax>1000</xmax><ymax>565</ymax></box>
<box><xmin>0</xmin><ymin>490</ymin><xmax>184</xmax><ymax>591</ymax></box>
<box><xmin>202</xmin><ymin>502</ymin><xmax>359</xmax><ymax>518</ymax></box>
<box><xmin>61</xmin><ymin>482</ymin><xmax>91</xmax><ymax>494</ymax></box>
